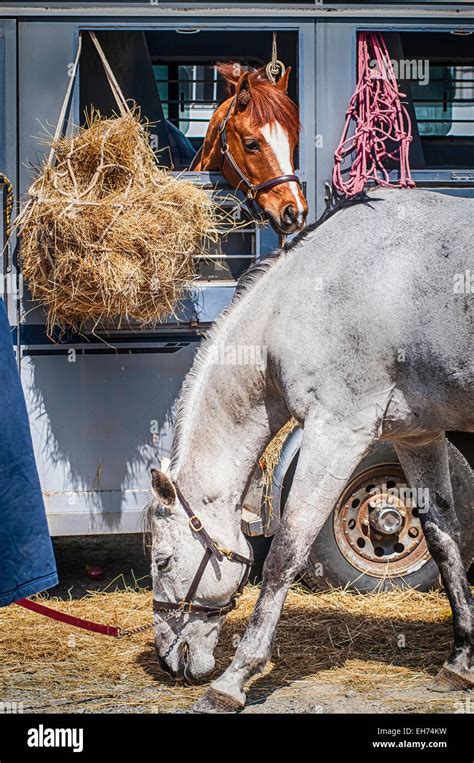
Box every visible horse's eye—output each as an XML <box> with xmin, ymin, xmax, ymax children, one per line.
<box><xmin>155</xmin><ymin>555</ymin><xmax>172</xmax><ymax>572</ymax></box>
<box><xmin>244</xmin><ymin>139</ymin><xmax>260</xmax><ymax>152</ymax></box>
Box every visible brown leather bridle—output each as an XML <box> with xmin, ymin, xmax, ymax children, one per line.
<box><xmin>190</xmin><ymin>96</ymin><xmax>301</xmax><ymax>206</ymax></box>
<box><xmin>153</xmin><ymin>482</ymin><xmax>253</xmax><ymax>619</ymax></box>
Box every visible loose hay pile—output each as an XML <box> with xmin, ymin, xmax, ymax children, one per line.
<box><xmin>16</xmin><ymin>110</ymin><xmax>223</xmax><ymax>333</ymax></box>
<box><xmin>0</xmin><ymin>586</ymin><xmax>460</xmax><ymax>713</ymax></box>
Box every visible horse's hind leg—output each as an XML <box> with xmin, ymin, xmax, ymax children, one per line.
<box><xmin>395</xmin><ymin>434</ymin><xmax>473</xmax><ymax>691</ymax></box>
<box><xmin>193</xmin><ymin>413</ymin><xmax>375</xmax><ymax>712</ymax></box>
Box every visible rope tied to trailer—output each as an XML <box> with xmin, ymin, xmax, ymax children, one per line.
<box><xmin>266</xmin><ymin>32</ymin><xmax>286</xmax><ymax>85</ymax></box>
<box><xmin>333</xmin><ymin>32</ymin><xmax>415</xmax><ymax>197</ymax></box>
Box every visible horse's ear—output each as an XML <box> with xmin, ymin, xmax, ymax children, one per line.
<box><xmin>216</xmin><ymin>62</ymin><xmax>241</xmax><ymax>96</ymax></box>
<box><xmin>235</xmin><ymin>70</ymin><xmax>252</xmax><ymax>111</ymax></box>
<box><xmin>275</xmin><ymin>66</ymin><xmax>291</xmax><ymax>93</ymax></box>
<box><xmin>151</xmin><ymin>468</ymin><xmax>176</xmax><ymax>507</ymax></box>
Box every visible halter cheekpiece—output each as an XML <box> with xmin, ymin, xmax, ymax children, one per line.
<box><xmin>153</xmin><ymin>481</ymin><xmax>253</xmax><ymax>619</ymax></box>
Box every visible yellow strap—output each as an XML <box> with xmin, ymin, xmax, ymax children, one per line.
<box><xmin>0</xmin><ymin>174</ymin><xmax>14</xmax><ymax>239</ymax></box>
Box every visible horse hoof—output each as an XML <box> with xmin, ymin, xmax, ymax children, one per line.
<box><xmin>192</xmin><ymin>687</ymin><xmax>245</xmax><ymax>714</ymax></box>
<box><xmin>429</xmin><ymin>666</ymin><xmax>474</xmax><ymax>692</ymax></box>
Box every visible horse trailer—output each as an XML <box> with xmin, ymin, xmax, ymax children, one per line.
<box><xmin>1</xmin><ymin>0</ymin><xmax>473</xmax><ymax>592</ymax></box>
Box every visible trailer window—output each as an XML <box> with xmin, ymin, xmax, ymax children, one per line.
<box><xmin>411</xmin><ymin>66</ymin><xmax>474</xmax><ymax>138</ymax></box>
<box><xmin>145</xmin><ymin>29</ymin><xmax>299</xmax><ymax>165</ymax></box>
<box><xmin>396</xmin><ymin>32</ymin><xmax>474</xmax><ymax>170</ymax></box>
<box><xmin>79</xmin><ymin>29</ymin><xmax>298</xmax><ymax>285</ymax></box>
<box><xmin>153</xmin><ymin>63</ymin><xmax>229</xmax><ymax>145</ymax></box>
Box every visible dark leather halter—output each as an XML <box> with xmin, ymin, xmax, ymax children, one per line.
<box><xmin>153</xmin><ymin>482</ymin><xmax>253</xmax><ymax>619</ymax></box>
<box><xmin>190</xmin><ymin>96</ymin><xmax>301</xmax><ymax>203</ymax></box>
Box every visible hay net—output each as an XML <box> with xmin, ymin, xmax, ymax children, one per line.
<box><xmin>332</xmin><ymin>32</ymin><xmax>415</xmax><ymax>197</ymax></box>
<box><xmin>15</xmin><ymin>32</ymin><xmax>226</xmax><ymax>335</ymax></box>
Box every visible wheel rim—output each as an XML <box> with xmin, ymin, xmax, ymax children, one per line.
<box><xmin>333</xmin><ymin>463</ymin><xmax>431</xmax><ymax>578</ymax></box>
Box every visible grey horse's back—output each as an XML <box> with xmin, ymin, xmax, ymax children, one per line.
<box><xmin>278</xmin><ymin>189</ymin><xmax>472</xmax><ymax>352</ymax></box>
<box><xmin>259</xmin><ymin>189</ymin><xmax>473</xmax><ymax>432</ymax></box>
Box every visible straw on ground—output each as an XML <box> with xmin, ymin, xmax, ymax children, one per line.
<box><xmin>0</xmin><ymin>585</ymin><xmax>462</xmax><ymax>713</ymax></box>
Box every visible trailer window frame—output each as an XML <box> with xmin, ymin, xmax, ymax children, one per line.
<box><xmin>75</xmin><ymin>22</ymin><xmax>310</xmax><ymax>288</ymax></box>
<box><xmin>354</xmin><ymin>24</ymin><xmax>474</xmax><ymax>186</ymax></box>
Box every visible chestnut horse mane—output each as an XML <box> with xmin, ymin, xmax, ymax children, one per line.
<box><xmin>216</xmin><ymin>63</ymin><xmax>300</xmax><ymax>138</ymax></box>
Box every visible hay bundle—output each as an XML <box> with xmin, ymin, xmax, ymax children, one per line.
<box><xmin>16</xmin><ymin>109</ymin><xmax>223</xmax><ymax>333</ymax></box>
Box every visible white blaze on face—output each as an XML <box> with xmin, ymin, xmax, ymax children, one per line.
<box><xmin>261</xmin><ymin>121</ymin><xmax>304</xmax><ymax>224</ymax></box>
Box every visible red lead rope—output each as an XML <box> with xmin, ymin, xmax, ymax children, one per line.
<box><xmin>333</xmin><ymin>32</ymin><xmax>415</xmax><ymax>197</ymax></box>
<box><xmin>16</xmin><ymin>598</ymin><xmax>122</xmax><ymax>638</ymax></box>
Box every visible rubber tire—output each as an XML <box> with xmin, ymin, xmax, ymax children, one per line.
<box><xmin>300</xmin><ymin>440</ymin><xmax>473</xmax><ymax>593</ymax></box>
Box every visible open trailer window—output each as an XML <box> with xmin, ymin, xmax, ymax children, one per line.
<box><xmin>80</xmin><ymin>29</ymin><xmax>299</xmax><ymax>168</ymax></box>
<box><xmin>153</xmin><ymin>63</ymin><xmax>228</xmax><ymax>147</ymax></box>
<box><xmin>145</xmin><ymin>29</ymin><xmax>298</xmax><ymax>167</ymax></box>
<box><xmin>79</xmin><ymin>29</ymin><xmax>298</xmax><ymax>283</ymax></box>
<box><xmin>393</xmin><ymin>32</ymin><xmax>474</xmax><ymax>171</ymax></box>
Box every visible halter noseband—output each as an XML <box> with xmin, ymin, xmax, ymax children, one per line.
<box><xmin>217</xmin><ymin>96</ymin><xmax>301</xmax><ymax>202</ymax></box>
<box><xmin>153</xmin><ymin>482</ymin><xmax>253</xmax><ymax>619</ymax></box>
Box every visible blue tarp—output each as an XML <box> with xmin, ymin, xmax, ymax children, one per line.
<box><xmin>0</xmin><ymin>298</ymin><xmax>58</xmax><ymax>606</ymax></box>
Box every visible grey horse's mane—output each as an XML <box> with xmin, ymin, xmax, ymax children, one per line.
<box><xmin>169</xmin><ymin>256</ymin><xmax>281</xmax><ymax>472</ymax></box>
<box><xmin>285</xmin><ymin>190</ymin><xmax>375</xmax><ymax>252</ymax></box>
<box><xmin>143</xmin><ymin>253</ymin><xmax>284</xmax><ymax>538</ymax></box>
<box><xmin>169</xmin><ymin>191</ymin><xmax>374</xmax><ymax>473</ymax></box>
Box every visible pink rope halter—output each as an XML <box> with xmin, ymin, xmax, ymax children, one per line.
<box><xmin>333</xmin><ymin>32</ymin><xmax>415</xmax><ymax>197</ymax></box>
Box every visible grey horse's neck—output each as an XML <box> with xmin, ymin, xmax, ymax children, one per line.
<box><xmin>170</xmin><ymin>262</ymin><xmax>288</xmax><ymax>524</ymax></box>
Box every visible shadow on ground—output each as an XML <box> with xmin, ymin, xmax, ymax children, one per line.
<box><xmin>49</xmin><ymin>535</ymin><xmax>152</xmax><ymax>598</ymax></box>
<box><xmin>136</xmin><ymin>604</ymin><xmax>451</xmax><ymax>699</ymax></box>
<box><xmin>49</xmin><ymin>533</ymin><xmax>473</xmax><ymax>600</ymax></box>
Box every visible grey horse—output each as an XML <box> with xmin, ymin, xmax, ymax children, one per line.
<box><xmin>148</xmin><ymin>188</ymin><xmax>473</xmax><ymax>712</ymax></box>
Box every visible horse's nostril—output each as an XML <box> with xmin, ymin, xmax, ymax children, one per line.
<box><xmin>282</xmin><ymin>204</ymin><xmax>297</xmax><ymax>225</ymax></box>
<box><xmin>157</xmin><ymin>654</ymin><xmax>171</xmax><ymax>674</ymax></box>
<box><xmin>181</xmin><ymin>641</ymin><xmax>190</xmax><ymax>664</ymax></box>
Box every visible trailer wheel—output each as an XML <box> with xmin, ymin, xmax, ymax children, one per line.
<box><xmin>300</xmin><ymin>441</ymin><xmax>473</xmax><ymax>593</ymax></box>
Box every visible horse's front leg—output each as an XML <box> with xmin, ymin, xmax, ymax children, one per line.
<box><xmin>395</xmin><ymin>434</ymin><xmax>473</xmax><ymax>691</ymax></box>
<box><xmin>193</xmin><ymin>415</ymin><xmax>374</xmax><ymax>713</ymax></box>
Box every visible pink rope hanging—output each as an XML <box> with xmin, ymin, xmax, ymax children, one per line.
<box><xmin>333</xmin><ymin>32</ymin><xmax>415</xmax><ymax>197</ymax></box>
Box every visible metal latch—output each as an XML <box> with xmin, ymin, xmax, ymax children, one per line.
<box><xmin>451</xmin><ymin>172</ymin><xmax>474</xmax><ymax>182</ymax></box>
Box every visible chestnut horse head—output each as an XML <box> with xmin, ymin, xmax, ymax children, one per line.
<box><xmin>193</xmin><ymin>64</ymin><xmax>308</xmax><ymax>235</ymax></box>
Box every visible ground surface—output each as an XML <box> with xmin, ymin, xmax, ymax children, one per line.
<box><xmin>0</xmin><ymin>536</ymin><xmax>472</xmax><ymax>714</ymax></box>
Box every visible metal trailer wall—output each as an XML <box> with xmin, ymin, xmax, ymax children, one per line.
<box><xmin>1</xmin><ymin>4</ymin><xmax>473</xmax><ymax>534</ymax></box>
